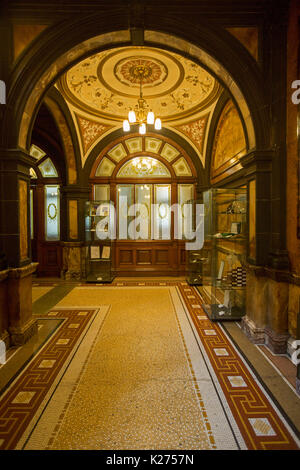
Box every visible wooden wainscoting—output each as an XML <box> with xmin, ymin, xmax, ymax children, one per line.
<box><xmin>114</xmin><ymin>240</ymin><xmax>186</xmax><ymax>276</ymax></box>
<box><xmin>36</xmin><ymin>242</ymin><xmax>62</xmax><ymax>277</ymax></box>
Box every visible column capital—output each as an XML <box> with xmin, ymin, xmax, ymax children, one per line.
<box><xmin>0</xmin><ymin>148</ymin><xmax>35</xmax><ymax>166</ymax></box>
<box><xmin>240</xmin><ymin>148</ymin><xmax>274</xmax><ymax>175</ymax></box>
<box><xmin>60</xmin><ymin>185</ymin><xmax>90</xmax><ymax>198</ymax></box>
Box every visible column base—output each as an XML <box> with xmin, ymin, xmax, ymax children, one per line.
<box><xmin>296</xmin><ymin>377</ymin><xmax>300</xmax><ymax>396</ymax></box>
<box><xmin>241</xmin><ymin>316</ymin><xmax>265</xmax><ymax>344</ymax></box>
<box><xmin>264</xmin><ymin>327</ymin><xmax>290</xmax><ymax>354</ymax></box>
<box><xmin>0</xmin><ymin>268</ymin><xmax>9</xmax><ymax>350</ymax></box>
<box><xmin>287</xmin><ymin>336</ymin><xmax>297</xmax><ymax>358</ymax></box>
<box><xmin>9</xmin><ymin>317</ymin><xmax>37</xmax><ymax>346</ymax></box>
<box><xmin>0</xmin><ymin>329</ymin><xmax>10</xmax><ymax>350</ymax></box>
<box><xmin>61</xmin><ymin>242</ymin><xmax>85</xmax><ymax>280</ymax></box>
<box><xmin>7</xmin><ymin>262</ymin><xmax>38</xmax><ymax>346</ymax></box>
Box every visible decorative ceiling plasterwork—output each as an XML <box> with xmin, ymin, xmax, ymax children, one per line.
<box><xmin>75</xmin><ymin>113</ymin><xmax>113</xmax><ymax>154</ymax></box>
<box><xmin>175</xmin><ymin>114</ymin><xmax>209</xmax><ymax>156</ymax></box>
<box><xmin>57</xmin><ymin>46</ymin><xmax>220</xmax><ymax>124</ymax></box>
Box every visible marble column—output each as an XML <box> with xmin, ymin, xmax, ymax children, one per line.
<box><xmin>60</xmin><ymin>186</ymin><xmax>89</xmax><ymax>280</ymax></box>
<box><xmin>0</xmin><ymin>269</ymin><xmax>9</xmax><ymax>349</ymax></box>
<box><xmin>242</xmin><ymin>265</ymin><xmax>267</xmax><ymax>344</ymax></box>
<box><xmin>0</xmin><ymin>149</ymin><xmax>38</xmax><ymax>345</ymax></box>
<box><xmin>264</xmin><ymin>275</ymin><xmax>290</xmax><ymax>354</ymax></box>
<box><xmin>61</xmin><ymin>242</ymin><xmax>85</xmax><ymax>280</ymax></box>
<box><xmin>7</xmin><ymin>263</ymin><xmax>38</xmax><ymax>345</ymax></box>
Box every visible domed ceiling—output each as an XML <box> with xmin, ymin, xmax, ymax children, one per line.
<box><xmin>57</xmin><ymin>46</ymin><xmax>220</xmax><ymax>124</ymax></box>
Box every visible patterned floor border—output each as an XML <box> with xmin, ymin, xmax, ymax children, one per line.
<box><xmin>176</xmin><ymin>283</ymin><xmax>300</xmax><ymax>450</ymax></box>
<box><xmin>0</xmin><ymin>280</ymin><xmax>299</xmax><ymax>450</ymax></box>
<box><xmin>0</xmin><ymin>307</ymin><xmax>103</xmax><ymax>450</ymax></box>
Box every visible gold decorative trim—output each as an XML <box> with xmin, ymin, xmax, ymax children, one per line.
<box><xmin>47</xmin><ymin>203</ymin><xmax>58</xmax><ymax>220</ymax></box>
<box><xmin>98</xmin><ymin>48</ymin><xmax>183</xmax><ymax>99</ymax></box>
<box><xmin>57</xmin><ymin>46</ymin><xmax>220</xmax><ymax>123</ymax></box>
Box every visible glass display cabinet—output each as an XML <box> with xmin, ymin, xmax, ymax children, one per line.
<box><xmin>85</xmin><ymin>200</ymin><xmax>115</xmax><ymax>283</ymax></box>
<box><xmin>202</xmin><ymin>188</ymin><xmax>247</xmax><ymax>321</ymax></box>
<box><xmin>186</xmin><ymin>199</ymin><xmax>210</xmax><ymax>285</ymax></box>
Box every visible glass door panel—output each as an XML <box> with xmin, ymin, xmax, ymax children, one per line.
<box><xmin>153</xmin><ymin>184</ymin><xmax>171</xmax><ymax>240</ymax></box>
<box><xmin>117</xmin><ymin>184</ymin><xmax>134</xmax><ymax>239</ymax></box>
<box><xmin>134</xmin><ymin>184</ymin><xmax>152</xmax><ymax>240</ymax></box>
<box><xmin>45</xmin><ymin>185</ymin><xmax>60</xmax><ymax>241</ymax></box>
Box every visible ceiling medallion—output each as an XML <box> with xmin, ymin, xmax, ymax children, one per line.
<box><xmin>131</xmin><ymin>64</ymin><xmax>152</xmax><ymax>80</ymax></box>
<box><xmin>123</xmin><ymin>65</ymin><xmax>162</xmax><ymax>135</ymax></box>
<box><xmin>115</xmin><ymin>57</ymin><xmax>167</xmax><ymax>88</ymax></box>
<box><xmin>60</xmin><ymin>46</ymin><xmax>219</xmax><ymax>123</ymax></box>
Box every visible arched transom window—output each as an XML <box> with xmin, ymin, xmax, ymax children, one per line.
<box><xmin>90</xmin><ymin>135</ymin><xmax>196</xmax><ymax>241</ymax></box>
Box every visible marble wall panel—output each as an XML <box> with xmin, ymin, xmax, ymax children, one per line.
<box><xmin>68</xmin><ymin>200</ymin><xmax>78</xmax><ymax>240</ymax></box>
<box><xmin>211</xmin><ymin>100</ymin><xmax>246</xmax><ymax>182</ymax></box>
<box><xmin>226</xmin><ymin>27</ymin><xmax>258</xmax><ymax>62</ymax></box>
<box><xmin>19</xmin><ymin>180</ymin><xmax>28</xmax><ymax>261</ymax></box>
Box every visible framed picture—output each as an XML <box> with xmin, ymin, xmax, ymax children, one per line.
<box><xmin>101</xmin><ymin>246</ymin><xmax>111</xmax><ymax>259</ymax></box>
<box><xmin>90</xmin><ymin>245</ymin><xmax>100</xmax><ymax>259</ymax></box>
<box><xmin>231</xmin><ymin>222</ymin><xmax>241</xmax><ymax>234</ymax></box>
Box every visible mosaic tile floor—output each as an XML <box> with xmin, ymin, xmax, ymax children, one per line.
<box><xmin>0</xmin><ymin>281</ymin><xmax>299</xmax><ymax>450</ymax></box>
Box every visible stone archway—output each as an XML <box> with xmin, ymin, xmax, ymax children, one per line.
<box><xmin>1</xmin><ymin>15</ymin><xmax>269</xmax><ymax>154</ymax></box>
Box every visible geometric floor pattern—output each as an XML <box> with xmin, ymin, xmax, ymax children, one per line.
<box><xmin>0</xmin><ymin>308</ymin><xmax>99</xmax><ymax>450</ymax></box>
<box><xmin>178</xmin><ymin>286</ymin><xmax>299</xmax><ymax>450</ymax></box>
<box><xmin>0</xmin><ymin>281</ymin><xmax>299</xmax><ymax>450</ymax></box>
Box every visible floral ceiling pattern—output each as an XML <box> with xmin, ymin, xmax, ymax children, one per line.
<box><xmin>58</xmin><ymin>46</ymin><xmax>220</xmax><ymax>124</ymax></box>
<box><xmin>75</xmin><ymin>114</ymin><xmax>112</xmax><ymax>154</ymax></box>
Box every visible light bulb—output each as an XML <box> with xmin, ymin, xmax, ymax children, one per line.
<box><xmin>128</xmin><ymin>110</ymin><xmax>136</xmax><ymax>123</ymax></box>
<box><xmin>154</xmin><ymin>118</ymin><xmax>161</xmax><ymax>130</ymax></box>
<box><xmin>123</xmin><ymin>120</ymin><xmax>130</xmax><ymax>132</ymax></box>
<box><xmin>139</xmin><ymin>123</ymin><xmax>146</xmax><ymax>135</ymax></box>
<box><xmin>147</xmin><ymin>111</ymin><xmax>155</xmax><ymax>124</ymax></box>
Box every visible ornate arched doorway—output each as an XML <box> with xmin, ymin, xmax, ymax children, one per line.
<box><xmin>89</xmin><ymin>134</ymin><xmax>197</xmax><ymax>275</ymax></box>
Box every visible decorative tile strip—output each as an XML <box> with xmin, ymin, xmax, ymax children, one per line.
<box><xmin>0</xmin><ymin>309</ymin><xmax>97</xmax><ymax>450</ymax></box>
<box><xmin>178</xmin><ymin>285</ymin><xmax>299</xmax><ymax>450</ymax></box>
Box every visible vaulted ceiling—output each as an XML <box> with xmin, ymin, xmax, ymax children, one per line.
<box><xmin>57</xmin><ymin>46</ymin><xmax>220</xmax><ymax>124</ymax></box>
<box><xmin>54</xmin><ymin>46</ymin><xmax>223</xmax><ymax>168</ymax></box>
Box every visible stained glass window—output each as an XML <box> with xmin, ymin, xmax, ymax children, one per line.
<box><xmin>30</xmin><ymin>189</ymin><xmax>34</xmax><ymax>239</ymax></box>
<box><xmin>39</xmin><ymin>158</ymin><xmax>58</xmax><ymax>178</ymax></box>
<box><xmin>117</xmin><ymin>157</ymin><xmax>170</xmax><ymax>178</ymax></box>
<box><xmin>178</xmin><ymin>184</ymin><xmax>194</xmax><ymax>239</ymax></box>
<box><xmin>30</xmin><ymin>144</ymin><xmax>46</xmax><ymax>161</ymax></box>
<box><xmin>94</xmin><ymin>184</ymin><xmax>110</xmax><ymax>201</ymax></box>
<box><xmin>45</xmin><ymin>185</ymin><xmax>60</xmax><ymax>241</ymax></box>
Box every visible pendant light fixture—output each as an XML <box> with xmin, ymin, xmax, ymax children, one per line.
<box><xmin>123</xmin><ymin>65</ymin><xmax>162</xmax><ymax>135</ymax></box>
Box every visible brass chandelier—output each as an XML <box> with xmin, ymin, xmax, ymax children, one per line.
<box><xmin>123</xmin><ymin>64</ymin><xmax>162</xmax><ymax>135</ymax></box>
